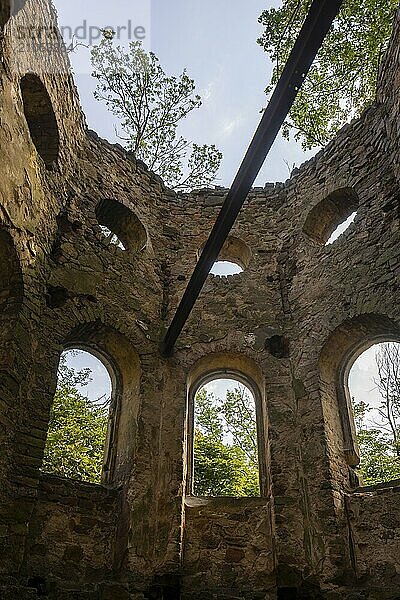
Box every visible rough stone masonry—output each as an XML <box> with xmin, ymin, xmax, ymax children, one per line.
<box><xmin>0</xmin><ymin>1</ymin><xmax>399</xmax><ymax>598</ymax></box>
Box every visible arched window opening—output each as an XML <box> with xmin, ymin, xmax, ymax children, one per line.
<box><xmin>303</xmin><ymin>187</ymin><xmax>359</xmax><ymax>245</ymax></box>
<box><xmin>190</xmin><ymin>376</ymin><xmax>262</xmax><ymax>497</ymax></box>
<box><xmin>95</xmin><ymin>198</ymin><xmax>147</xmax><ymax>254</ymax></box>
<box><xmin>210</xmin><ymin>261</ymin><xmax>243</xmax><ymax>277</ymax></box>
<box><xmin>348</xmin><ymin>341</ymin><xmax>400</xmax><ymax>486</ymax></box>
<box><xmin>20</xmin><ymin>74</ymin><xmax>59</xmax><ymax>168</ymax></box>
<box><xmin>42</xmin><ymin>349</ymin><xmax>114</xmax><ymax>485</ymax></box>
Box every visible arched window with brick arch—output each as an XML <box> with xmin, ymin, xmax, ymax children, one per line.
<box><xmin>42</xmin><ymin>324</ymin><xmax>141</xmax><ymax>486</ymax></box>
<box><xmin>186</xmin><ymin>353</ymin><xmax>269</xmax><ymax>498</ymax></box>
<box><xmin>319</xmin><ymin>314</ymin><xmax>400</xmax><ymax>487</ymax></box>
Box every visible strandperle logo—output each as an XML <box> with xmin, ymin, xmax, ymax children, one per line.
<box><xmin>9</xmin><ymin>0</ymin><xmax>148</xmax><ymax>48</ymax></box>
<box><xmin>13</xmin><ymin>20</ymin><xmax>147</xmax><ymax>49</ymax></box>
<box><xmin>60</xmin><ymin>20</ymin><xmax>146</xmax><ymax>46</ymax></box>
<box><xmin>8</xmin><ymin>0</ymin><xmax>151</xmax><ymax>75</ymax></box>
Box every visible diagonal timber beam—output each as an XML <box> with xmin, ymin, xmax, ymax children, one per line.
<box><xmin>161</xmin><ymin>0</ymin><xmax>344</xmax><ymax>357</ymax></box>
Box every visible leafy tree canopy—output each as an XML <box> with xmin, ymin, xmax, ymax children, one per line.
<box><xmin>42</xmin><ymin>356</ymin><xmax>109</xmax><ymax>484</ymax></box>
<box><xmin>193</xmin><ymin>385</ymin><xmax>260</xmax><ymax>497</ymax></box>
<box><xmin>258</xmin><ymin>0</ymin><xmax>398</xmax><ymax>149</ymax></box>
<box><xmin>353</xmin><ymin>400</ymin><xmax>400</xmax><ymax>485</ymax></box>
<box><xmin>91</xmin><ymin>39</ymin><xmax>222</xmax><ymax>191</ymax></box>
<box><xmin>352</xmin><ymin>342</ymin><xmax>400</xmax><ymax>486</ymax></box>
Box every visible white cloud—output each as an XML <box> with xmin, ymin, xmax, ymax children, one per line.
<box><xmin>200</xmin><ymin>81</ymin><xmax>215</xmax><ymax>102</ymax></box>
<box><xmin>221</xmin><ymin>116</ymin><xmax>242</xmax><ymax>137</ymax></box>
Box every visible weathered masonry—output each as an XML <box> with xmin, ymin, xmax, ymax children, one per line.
<box><xmin>0</xmin><ymin>1</ymin><xmax>399</xmax><ymax>598</ymax></box>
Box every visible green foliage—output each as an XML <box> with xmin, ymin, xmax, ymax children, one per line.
<box><xmin>193</xmin><ymin>386</ymin><xmax>260</xmax><ymax>497</ymax></box>
<box><xmin>194</xmin><ymin>432</ymin><xmax>260</xmax><ymax>497</ymax></box>
<box><xmin>222</xmin><ymin>387</ymin><xmax>258</xmax><ymax>466</ymax></box>
<box><xmin>352</xmin><ymin>343</ymin><xmax>400</xmax><ymax>485</ymax></box>
<box><xmin>41</xmin><ymin>357</ymin><xmax>109</xmax><ymax>484</ymax></box>
<box><xmin>258</xmin><ymin>0</ymin><xmax>398</xmax><ymax>149</ymax></box>
<box><xmin>353</xmin><ymin>400</ymin><xmax>400</xmax><ymax>485</ymax></box>
<box><xmin>91</xmin><ymin>39</ymin><xmax>222</xmax><ymax>191</ymax></box>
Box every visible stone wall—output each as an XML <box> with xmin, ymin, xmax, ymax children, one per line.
<box><xmin>182</xmin><ymin>497</ymin><xmax>275</xmax><ymax>599</ymax></box>
<box><xmin>26</xmin><ymin>475</ymin><xmax>120</xmax><ymax>591</ymax></box>
<box><xmin>345</xmin><ymin>480</ymin><xmax>400</xmax><ymax>598</ymax></box>
<box><xmin>0</xmin><ymin>0</ymin><xmax>399</xmax><ymax>598</ymax></box>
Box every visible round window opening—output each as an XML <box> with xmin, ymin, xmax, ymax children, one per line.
<box><xmin>42</xmin><ymin>349</ymin><xmax>113</xmax><ymax>484</ymax></box>
<box><xmin>199</xmin><ymin>236</ymin><xmax>250</xmax><ymax>278</ymax></box>
<box><xmin>348</xmin><ymin>341</ymin><xmax>400</xmax><ymax>486</ymax></box>
<box><xmin>192</xmin><ymin>377</ymin><xmax>261</xmax><ymax>497</ymax></box>
<box><xmin>210</xmin><ymin>261</ymin><xmax>243</xmax><ymax>277</ymax></box>
<box><xmin>303</xmin><ymin>188</ymin><xmax>359</xmax><ymax>245</ymax></box>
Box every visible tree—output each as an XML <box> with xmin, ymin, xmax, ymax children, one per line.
<box><xmin>258</xmin><ymin>0</ymin><xmax>398</xmax><ymax>149</ymax></box>
<box><xmin>222</xmin><ymin>386</ymin><xmax>259</xmax><ymax>467</ymax></box>
<box><xmin>41</xmin><ymin>356</ymin><xmax>109</xmax><ymax>484</ymax></box>
<box><xmin>193</xmin><ymin>386</ymin><xmax>260</xmax><ymax>497</ymax></box>
<box><xmin>194</xmin><ymin>433</ymin><xmax>259</xmax><ymax>497</ymax></box>
<box><xmin>352</xmin><ymin>399</ymin><xmax>400</xmax><ymax>485</ymax></box>
<box><xmin>352</xmin><ymin>342</ymin><xmax>400</xmax><ymax>485</ymax></box>
<box><xmin>91</xmin><ymin>39</ymin><xmax>222</xmax><ymax>191</ymax></box>
<box><xmin>375</xmin><ymin>342</ymin><xmax>400</xmax><ymax>456</ymax></box>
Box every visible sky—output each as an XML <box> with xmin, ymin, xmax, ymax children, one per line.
<box><xmin>53</xmin><ymin>0</ymin><xmax>313</xmax><ymax>186</ymax></box>
<box><xmin>349</xmin><ymin>345</ymin><xmax>387</xmax><ymax>426</ymax></box>
<box><xmin>50</xmin><ymin>1</ymin><xmax>391</xmax><ymax>442</ymax></box>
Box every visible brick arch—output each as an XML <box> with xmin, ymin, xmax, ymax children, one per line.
<box><xmin>319</xmin><ymin>313</ymin><xmax>400</xmax><ymax>469</ymax></box>
<box><xmin>188</xmin><ymin>351</ymin><xmax>264</xmax><ymax>393</ymax></box>
<box><xmin>186</xmin><ymin>351</ymin><xmax>270</xmax><ymax>496</ymax></box>
<box><xmin>62</xmin><ymin>321</ymin><xmax>141</xmax><ymax>486</ymax></box>
<box><xmin>197</xmin><ymin>235</ymin><xmax>252</xmax><ymax>271</ymax></box>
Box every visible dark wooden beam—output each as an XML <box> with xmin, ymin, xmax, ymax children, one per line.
<box><xmin>161</xmin><ymin>0</ymin><xmax>344</xmax><ymax>357</ymax></box>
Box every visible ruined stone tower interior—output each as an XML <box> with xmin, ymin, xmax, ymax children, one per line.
<box><xmin>0</xmin><ymin>1</ymin><xmax>400</xmax><ymax>598</ymax></box>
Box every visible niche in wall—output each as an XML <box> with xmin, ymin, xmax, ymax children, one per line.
<box><xmin>20</xmin><ymin>74</ymin><xmax>60</xmax><ymax>168</ymax></box>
